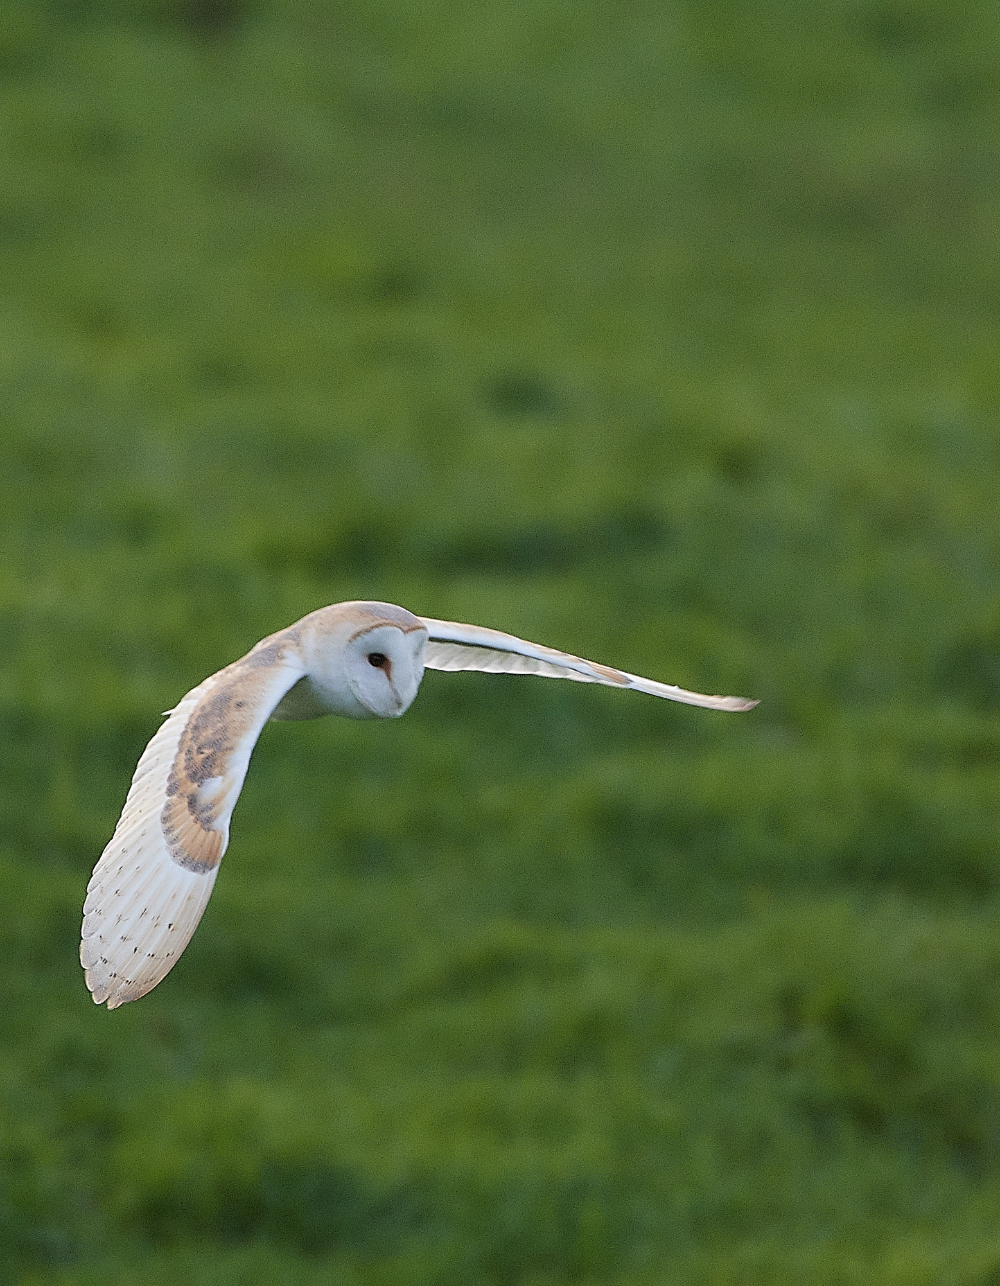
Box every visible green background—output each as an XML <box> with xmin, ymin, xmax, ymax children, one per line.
<box><xmin>4</xmin><ymin>0</ymin><xmax>1000</xmax><ymax>1281</ymax></box>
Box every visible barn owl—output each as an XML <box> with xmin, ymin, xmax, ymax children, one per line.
<box><xmin>81</xmin><ymin>601</ymin><xmax>756</xmax><ymax>1008</ymax></box>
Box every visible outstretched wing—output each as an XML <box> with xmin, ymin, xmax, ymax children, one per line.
<box><xmin>81</xmin><ymin>633</ymin><xmax>306</xmax><ymax>1009</ymax></box>
<box><xmin>419</xmin><ymin>617</ymin><xmax>757</xmax><ymax>712</ymax></box>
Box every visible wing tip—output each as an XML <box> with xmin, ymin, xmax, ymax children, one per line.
<box><xmin>83</xmin><ymin>970</ymin><xmax>112</xmax><ymax>1007</ymax></box>
<box><xmin>721</xmin><ymin>696</ymin><xmax>759</xmax><ymax>712</ymax></box>
<box><xmin>86</xmin><ymin>973</ymin><xmax>156</xmax><ymax>1010</ymax></box>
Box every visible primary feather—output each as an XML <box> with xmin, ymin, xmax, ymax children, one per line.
<box><xmin>82</xmin><ymin>601</ymin><xmax>756</xmax><ymax>1008</ymax></box>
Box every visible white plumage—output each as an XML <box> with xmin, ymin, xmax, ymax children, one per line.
<box><xmin>81</xmin><ymin>601</ymin><xmax>756</xmax><ymax>1008</ymax></box>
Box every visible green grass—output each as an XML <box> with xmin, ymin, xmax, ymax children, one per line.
<box><xmin>3</xmin><ymin>0</ymin><xmax>1000</xmax><ymax>1281</ymax></box>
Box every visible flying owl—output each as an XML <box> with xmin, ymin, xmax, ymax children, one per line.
<box><xmin>81</xmin><ymin>601</ymin><xmax>756</xmax><ymax>1008</ymax></box>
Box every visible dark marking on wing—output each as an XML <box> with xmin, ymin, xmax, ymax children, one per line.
<box><xmin>160</xmin><ymin>632</ymin><xmax>299</xmax><ymax>872</ymax></box>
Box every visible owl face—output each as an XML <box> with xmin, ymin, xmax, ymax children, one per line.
<box><xmin>297</xmin><ymin>603</ymin><xmax>429</xmax><ymax>721</ymax></box>
<box><xmin>341</xmin><ymin>621</ymin><xmax>428</xmax><ymax>719</ymax></box>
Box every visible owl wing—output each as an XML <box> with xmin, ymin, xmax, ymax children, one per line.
<box><xmin>419</xmin><ymin>617</ymin><xmax>757</xmax><ymax>712</ymax></box>
<box><xmin>81</xmin><ymin>632</ymin><xmax>306</xmax><ymax>1009</ymax></box>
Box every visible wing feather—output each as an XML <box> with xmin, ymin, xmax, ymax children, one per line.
<box><xmin>81</xmin><ymin>632</ymin><xmax>306</xmax><ymax>1009</ymax></box>
<box><xmin>420</xmin><ymin>618</ymin><xmax>756</xmax><ymax>712</ymax></box>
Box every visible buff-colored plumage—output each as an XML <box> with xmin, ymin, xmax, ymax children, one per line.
<box><xmin>82</xmin><ymin>601</ymin><xmax>756</xmax><ymax>1008</ymax></box>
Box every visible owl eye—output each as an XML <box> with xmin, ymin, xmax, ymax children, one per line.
<box><xmin>367</xmin><ymin>652</ymin><xmax>389</xmax><ymax>669</ymax></box>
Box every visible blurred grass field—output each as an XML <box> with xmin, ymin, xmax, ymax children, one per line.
<box><xmin>4</xmin><ymin>0</ymin><xmax>1000</xmax><ymax>1281</ymax></box>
